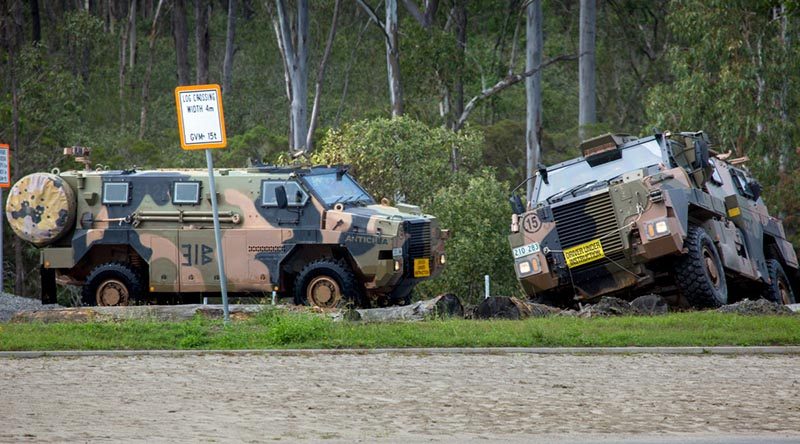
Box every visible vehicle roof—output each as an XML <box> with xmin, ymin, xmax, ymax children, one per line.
<box><xmin>545</xmin><ymin>134</ymin><xmax>661</xmax><ymax>172</ymax></box>
<box><xmin>59</xmin><ymin>164</ymin><xmax>348</xmax><ymax>179</ymax></box>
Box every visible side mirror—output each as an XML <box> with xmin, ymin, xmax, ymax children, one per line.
<box><xmin>537</xmin><ymin>163</ymin><xmax>549</xmax><ymax>185</ymax></box>
<box><xmin>509</xmin><ymin>194</ymin><xmax>525</xmax><ymax>215</ymax></box>
<box><xmin>693</xmin><ymin>139</ymin><xmax>710</xmax><ymax>170</ymax></box>
<box><xmin>275</xmin><ymin>185</ymin><xmax>288</xmax><ymax>209</ymax></box>
<box><xmin>749</xmin><ymin>180</ymin><xmax>762</xmax><ymax>201</ymax></box>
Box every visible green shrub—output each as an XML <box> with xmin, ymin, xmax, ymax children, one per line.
<box><xmin>416</xmin><ymin>171</ymin><xmax>520</xmax><ymax>304</ymax></box>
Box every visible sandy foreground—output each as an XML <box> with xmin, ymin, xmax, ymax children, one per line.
<box><xmin>0</xmin><ymin>352</ymin><xmax>798</xmax><ymax>442</ymax></box>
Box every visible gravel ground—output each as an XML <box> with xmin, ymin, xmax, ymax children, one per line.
<box><xmin>0</xmin><ymin>293</ymin><xmax>61</xmax><ymax>322</ymax></box>
<box><xmin>0</xmin><ymin>353</ymin><xmax>798</xmax><ymax>442</ymax></box>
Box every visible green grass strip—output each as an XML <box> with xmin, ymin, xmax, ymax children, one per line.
<box><xmin>1</xmin><ymin>310</ymin><xmax>799</xmax><ymax>351</ymax></box>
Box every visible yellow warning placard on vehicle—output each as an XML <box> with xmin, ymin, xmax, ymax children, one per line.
<box><xmin>413</xmin><ymin>258</ymin><xmax>431</xmax><ymax>277</ymax></box>
<box><xmin>563</xmin><ymin>238</ymin><xmax>605</xmax><ymax>268</ymax></box>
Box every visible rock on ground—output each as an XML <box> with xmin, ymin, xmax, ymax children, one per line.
<box><xmin>630</xmin><ymin>294</ymin><xmax>669</xmax><ymax>316</ymax></box>
<box><xmin>578</xmin><ymin>296</ymin><xmax>633</xmax><ymax>318</ymax></box>
<box><xmin>717</xmin><ymin>298</ymin><xmax>795</xmax><ymax>315</ymax></box>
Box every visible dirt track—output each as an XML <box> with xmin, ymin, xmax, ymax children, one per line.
<box><xmin>1</xmin><ymin>353</ymin><xmax>799</xmax><ymax>442</ymax></box>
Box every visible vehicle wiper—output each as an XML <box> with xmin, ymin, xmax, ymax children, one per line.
<box><xmin>546</xmin><ymin>180</ymin><xmax>597</xmax><ymax>204</ymax></box>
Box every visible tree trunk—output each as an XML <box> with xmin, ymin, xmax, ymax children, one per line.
<box><xmin>334</xmin><ymin>294</ymin><xmax>464</xmax><ymax>322</ymax></box>
<box><xmin>172</xmin><ymin>0</ymin><xmax>190</xmax><ymax>86</ymax></box>
<box><xmin>138</xmin><ymin>0</ymin><xmax>164</xmax><ymax>139</ymax></box>
<box><xmin>578</xmin><ymin>0</ymin><xmax>596</xmax><ymax>141</ymax></box>
<box><xmin>119</xmin><ymin>0</ymin><xmax>132</xmax><ymax>126</ymax></box>
<box><xmin>305</xmin><ymin>0</ymin><xmax>340</xmax><ymax>153</ymax></box>
<box><xmin>128</xmin><ymin>0</ymin><xmax>136</xmax><ymax>70</ymax></box>
<box><xmin>525</xmin><ymin>0</ymin><xmax>542</xmax><ymax>202</ymax></box>
<box><xmin>385</xmin><ymin>0</ymin><xmax>403</xmax><ymax>117</ymax></box>
<box><xmin>222</xmin><ymin>0</ymin><xmax>237</xmax><ymax>94</ymax></box>
<box><xmin>195</xmin><ymin>0</ymin><xmax>210</xmax><ymax>84</ymax></box>
<box><xmin>31</xmin><ymin>0</ymin><xmax>41</xmax><ymax>43</ymax></box>
<box><xmin>274</xmin><ymin>0</ymin><xmax>308</xmax><ymax>153</ymax></box>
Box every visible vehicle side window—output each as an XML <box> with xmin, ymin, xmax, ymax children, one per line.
<box><xmin>172</xmin><ymin>181</ymin><xmax>201</xmax><ymax>205</ymax></box>
<box><xmin>102</xmin><ymin>182</ymin><xmax>130</xmax><ymax>205</ymax></box>
<box><xmin>261</xmin><ymin>180</ymin><xmax>309</xmax><ymax>207</ymax></box>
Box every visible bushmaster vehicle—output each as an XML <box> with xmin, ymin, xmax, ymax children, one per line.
<box><xmin>509</xmin><ymin>132</ymin><xmax>798</xmax><ymax>308</ymax></box>
<box><xmin>6</xmin><ymin>148</ymin><xmax>447</xmax><ymax>308</ymax></box>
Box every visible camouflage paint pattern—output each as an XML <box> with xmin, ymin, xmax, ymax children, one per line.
<box><xmin>9</xmin><ymin>165</ymin><xmax>446</xmax><ymax>304</ymax></box>
<box><xmin>510</xmin><ymin>132</ymin><xmax>798</xmax><ymax>302</ymax></box>
<box><xmin>6</xmin><ymin>173</ymin><xmax>76</xmax><ymax>246</ymax></box>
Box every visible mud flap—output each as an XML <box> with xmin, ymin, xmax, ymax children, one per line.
<box><xmin>41</xmin><ymin>266</ymin><xmax>57</xmax><ymax>304</ymax></box>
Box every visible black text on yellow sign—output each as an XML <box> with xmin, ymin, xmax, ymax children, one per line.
<box><xmin>564</xmin><ymin>238</ymin><xmax>605</xmax><ymax>268</ymax></box>
<box><xmin>413</xmin><ymin>258</ymin><xmax>431</xmax><ymax>277</ymax></box>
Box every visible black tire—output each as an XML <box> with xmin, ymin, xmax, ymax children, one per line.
<box><xmin>673</xmin><ymin>225</ymin><xmax>728</xmax><ymax>308</ymax></box>
<box><xmin>81</xmin><ymin>262</ymin><xmax>144</xmax><ymax>306</ymax></box>
<box><xmin>293</xmin><ymin>259</ymin><xmax>364</xmax><ymax>309</ymax></box>
<box><xmin>761</xmin><ymin>259</ymin><xmax>796</xmax><ymax>305</ymax></box>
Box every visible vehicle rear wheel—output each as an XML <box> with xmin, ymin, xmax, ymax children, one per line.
<box><xmin>81</xmin><ymin>262</ymin><xmax>144</xmax><ymax>306</ymax></box>
<box><xmin>673</xmin><ymin>225</ymin><xmax>728</xmax><ymax>308</ymax></box>
<box><xmin>761</xmin><ymin>259</ymin><xmax>796</xmax><ymax>305</ymax></box>
<box><xmin>293</xmin><ymin>259</ymin><xmax>364</xmax><ymax>309</ymax></box>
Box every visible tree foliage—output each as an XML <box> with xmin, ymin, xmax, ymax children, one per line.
<box><xmin>314</xmin><ymin>117</ymin><xmax>483</xmax><ymax>207</ymax></box>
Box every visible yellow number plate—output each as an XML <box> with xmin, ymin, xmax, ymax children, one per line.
<box><xmin>413</xmin><ymin>258</ymin><xmax>431</xmax><ymax>277</ymax></box>
<box><xmin>563</xmin><ymin>239</ymin><xmax>605</xmax><ymax>268</ymax></box>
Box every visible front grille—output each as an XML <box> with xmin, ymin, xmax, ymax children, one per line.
<box><xmin>551</xmin><ymin>191</ymin><xmax>623</xmax><ymax>255</ymax></box>
<box><xmin>406</xmin><ymin>221</ymin><xmax>431</xmax><ymax>258</ymax></box>
<box><xmin>404</xmin><ymin>220</ymin><xmax>431</xmax><ymax>277</ymax></box>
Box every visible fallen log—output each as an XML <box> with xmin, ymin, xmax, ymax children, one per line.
<box><xmin>474</xmin><ymin>296</ymin><xmax>560</xmax><ymax>320</ymax></box>
<box><xmin>334</xmin><ymin>293</ymin><xmax>464</xmax><ymax>322</ymax></box>
<box><xmin>11</xmin><ymin>304</ymin><xmax>266</xmax><ymax>323</ymax></box>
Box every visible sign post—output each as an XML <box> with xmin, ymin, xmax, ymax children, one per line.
<box><xmin>174</xmin><ymin>85</ymin><xmax>229</xmax><ymax>323</ymax></box>
<box><xmin>0</xmin><ymin>144</ymin><xmax>10</xmax><ymax>294</ymax></box>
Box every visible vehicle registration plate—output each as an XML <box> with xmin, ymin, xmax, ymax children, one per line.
<box><xmin>512</xmin><ymin>242</ymin><xmax>540</xmax><ymax>259</ymax></box>
<box><xmin>563</xmin><ymin>238</ymin><xmax>605</xmax><ymax>268</ymax></box>
<box><xmin>413</xmin><ymin>258</ymin><xmax>431</xmax><ymax>277</ymax></box>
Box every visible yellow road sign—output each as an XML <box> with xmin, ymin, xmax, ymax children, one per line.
<box><xmin>174</xmin><ymin>84</ymin><xmax>227</xmax><ymax>150</ymax></box>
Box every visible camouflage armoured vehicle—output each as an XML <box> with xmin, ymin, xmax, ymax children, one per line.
<box><xmin>6</xmin><ymin>148</ymin><xmax>447</xmax><ymax>308</ymax></box>
<box><xmin>508</xmin><ymin>132</ymin><xmax>798</xmax><ymax>308</ymax></box>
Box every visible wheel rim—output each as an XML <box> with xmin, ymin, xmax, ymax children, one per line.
<box><xmin>703</xmin><ymin>246</ymin><xmax>721</xmax><ymax>289</ymax></box>
<box><xmin>778</xmin><ymin>276</ymin><xmax>792</xmax><ymax>305</ymax></box>
<box><xmin>306</xmin><ymin>276</ymin><xmax>342</xmax><ymax>308</ymax></box>
<box><xmin>96</xmin><ymin>279</ymin><xmax>129</xmax><ymax>306</ymax></box>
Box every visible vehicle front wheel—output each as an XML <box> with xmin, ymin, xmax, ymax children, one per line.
<box><xmin>673</xmin><ymin>225</ymin><xmax>728</xmax><ymax>308</ymax></box>
<box><xmin>81</xmin><ymin>262</ymin><xmax>144</xmax><ymax>306</ymax></box>
<box><xmin>293</xmin><ymin>259</ymin><xmax>364</xmax><ymax>309</ymax></box>
<box><xmin>761</xmin><ymin>259</ymin><xmax>796</xmax><ymax>305</ymax></box>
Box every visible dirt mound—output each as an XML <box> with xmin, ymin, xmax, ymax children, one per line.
<box><xmin>717</xmin><ymin>298</ymin><xmax>795</xmax><ymax>316</ymax></box>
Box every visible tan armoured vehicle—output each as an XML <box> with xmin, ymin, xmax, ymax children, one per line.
<box><xmin>508</xmin><ymin>132</ymin><xmax>798</xmax><ymax>308</ymax></box>
<box><xmin>6</xmin><ymin>148</ymin><xmax>447</xmax><ymax>308</ymax></box>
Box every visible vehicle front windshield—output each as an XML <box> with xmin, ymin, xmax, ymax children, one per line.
<box><xmin>534</xmin><ymin>139</ymin><xmax>664</xmax><ymax>203</ymax></box>
<box><xmin>304</xmin><ymin>173</ymin><xmax>374</xmax><ymax>206</ymax></box>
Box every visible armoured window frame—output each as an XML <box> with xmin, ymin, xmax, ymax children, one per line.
<box><xmin>261</xmin><ymin>180</ymin><xmax>309</xmax><ymax>208</ymax></box>
<box><xmin>172</xmin><ymin>181</ymin><xmax>202</xmax><ymax>205</ymax></box>
<box><xmin>102</xmin><ymin>182</ymin><xmax>130</xmax><ymax>205</ymax></box>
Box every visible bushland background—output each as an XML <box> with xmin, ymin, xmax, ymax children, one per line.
<box><xmin>1</xmin><ymin>0</ymin><xmax>799</xmax><ymax>303</ymax></box>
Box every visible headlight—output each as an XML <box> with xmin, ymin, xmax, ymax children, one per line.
<box><xmin>517</xmin><ymin>257</ymin><xmax>543</xmax><ymax>276</ymax></box>
<box><xmin>394</xmin><ymin>260</ymin><xmax>401</xmax><ymax>271</ymax></box>
<box><xmin>645</xmin><ymin>219</ymin><xmax>670</xmax><ymax>239</ymax></box>
<box><xmin>439</xmin><ymin>254</ymin><xmax>446</xmax><ymax>265</ymax></box>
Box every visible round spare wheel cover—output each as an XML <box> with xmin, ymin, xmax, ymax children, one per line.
<box><xmin>5</xmin><ymin>172</ymin><xmax>77</xmax><ymax>246</ymax></box>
